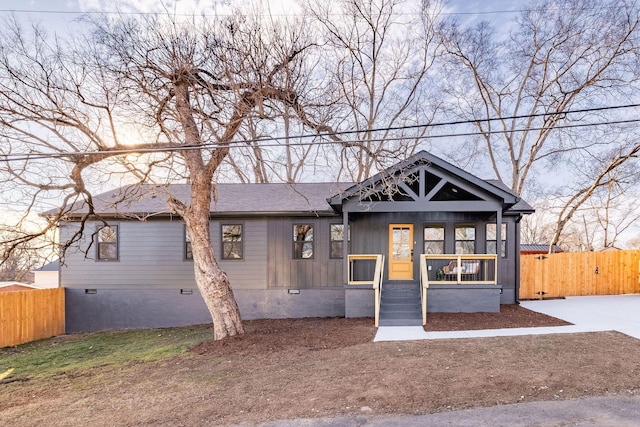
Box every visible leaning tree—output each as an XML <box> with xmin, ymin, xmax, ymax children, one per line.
<box><xmin>0</xmin><ymin>10</ymin><xmax>318</xmax><ymax>340</ymax></box>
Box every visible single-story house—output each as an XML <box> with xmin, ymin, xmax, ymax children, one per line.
<box><xmin>52</xmin><ymin>150</ymin><xmax>534</xmax><ymax>332</ymax></box>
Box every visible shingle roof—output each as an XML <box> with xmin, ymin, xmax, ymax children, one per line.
<box><xmin>49</xmin><ymin>151</ymin><xmax>534</xmax><ymax>219</ymax></box>
<box><xmin>34</xmin><ymin>260</ymin><xmax>60</xmax><ymax>272</ymax></box>
<box><xmin>56</xmin><ymin>183</ymin><xmax>351</xmax><ymax>218</ymax></box>
<box><xmin>485</xmin><ymin>180</ymin><xmax>535</xmax><ymax>213</ymax></box>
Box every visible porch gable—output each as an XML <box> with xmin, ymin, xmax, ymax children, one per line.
<box><xmin>328</xmin><ymin>150</ymin><xmax>527</xmax><ymax>214</ymax></box>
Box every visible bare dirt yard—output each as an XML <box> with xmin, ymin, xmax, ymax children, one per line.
<box><xmin>2</xmin><ymin>305</ymin><xmax>640</xmax><ymax>426</ymax></box>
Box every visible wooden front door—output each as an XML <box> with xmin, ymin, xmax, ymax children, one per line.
<box><xmin>388</xmin><ymin>224</ymin><xmax>414</xmax><ymax>280</ymax></box>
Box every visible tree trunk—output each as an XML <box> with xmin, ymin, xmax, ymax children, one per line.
<box><xmin>183</xmin><ymin>175</ymin><xmax>244</xmax><ymax>340</ymax></box>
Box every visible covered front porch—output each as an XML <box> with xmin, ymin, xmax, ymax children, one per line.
<box><xmin>326</xmin><ymin>151</ymin><xmax>533</xmax><ymax>326</ymax></box>
<box><xmin>346</xmin><ymin>254</ymin><xmax>499</xmax><ymax>326</ymax></box>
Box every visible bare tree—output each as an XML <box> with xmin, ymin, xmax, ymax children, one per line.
<box><xmin>0</xmin><ymin>231</ymin><xmax>51</xmax><ymax>283</ymax></box>
<box><xmin>585</xmin><ymin>181</ymin><xmax>640</xmax><ymax>249</ymax></box>
<box><xmin>302</xmin><ymin>0</ymin><xmax>445</xmax><ymax>181</ymax></box>
<box><xmin>0</xmin><ymin>10</ymin><xmax>316</xmax><ymax>340</ymax></box>
<box><xmin>442</xmin><ymin>0</ymin><xmax>640</xmax><ymax>195</ymax></box>
<box><xmin>221</xmin><ymin>108</ymin><xmax>322</xmax><ymax>184</ymax></box>
<box><xmin>547</xmin><ymin>143</ymin><xmax>640</xmax><ymax>250</ymax></box>
<box><xmin>522</xmin><ymin>141</ymin><xmax>640</xmax><ymax>251</ymax></box>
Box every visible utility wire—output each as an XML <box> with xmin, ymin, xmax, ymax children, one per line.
<box><xmin>0</xmin><ymin>4</ymin><xmax>619</xmax><ymax>18</ymax></box>
<box><xmin>0</xmin><ymin>103</ymin><xmax>639</xmax><ymax>163</ymax></box>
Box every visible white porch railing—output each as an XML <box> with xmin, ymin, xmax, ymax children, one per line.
<box><xmin>347</xmin><ymin>254</ymin><xmax>385</xmax><ymax>327</ymax></box>
<box><xmin>420</xmin><ymin>254</ymin><xmax>498</xmax><ymax>325</ymax></box>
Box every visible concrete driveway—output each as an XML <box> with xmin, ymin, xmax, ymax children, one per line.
<box><xmin>520</xmin><ymin>294</ymin><xmax>640</xmax><ymax>340</ymax></box>
<box><xmin>375</xmin><ymin>294</ymin><xmax>640</xmax><ymax>342</ymax></box>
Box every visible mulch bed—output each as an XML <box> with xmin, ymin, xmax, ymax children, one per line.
<box><xmin>424</xmin><ymin>303</ymin><xmax>572</xmax><ymax>331</ymax></box>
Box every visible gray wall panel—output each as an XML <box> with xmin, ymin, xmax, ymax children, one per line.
<box><xmin>65</xmin><ymin>288</ymin><xmax>212</xmax><ymax>332</ymax></box>
<box><xmin>267</xmin><ymin>216</ymin><xmax>344</xmax><ymax>289</ymax></box>
<box><xmin>426</xmin><ymin>285</ymin><xmax>501</xmax><ymax>312</ymax></box>
<box><xmin>345</xmin><ymin>287</ymin><xmax>375</xmax><ymax>318</ymax></box>
<box><xmin>235</xmin><ymin>288</ymin><xmax>345</xmax><ymax>320</ymax></box>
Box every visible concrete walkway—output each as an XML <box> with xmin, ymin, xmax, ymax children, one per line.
<box><xmin>374</xmin><ymin>294</ymin><xmax>640</xmax><ymax>342</ymax></box>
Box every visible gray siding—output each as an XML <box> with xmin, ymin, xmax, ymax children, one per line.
<box><xmin>60</xmin><ymin>218</ymin><xmax>268</xmax><ymax>290</ymax></box>
<box><xmin>348</xmin><ymin>212</ymin><xmax>519</xmax><ymax>302</ymax></box>
<box><xmin>426</xmin><ymin>285</ymin><xmax>501</xmax><ymax>312</ymax></box>
<box><xmin>212</xmin><ymin>219</ymin><xmax>268</xmax><ymax>290</ymax></box>
<box><xmin>267</xmin><ymin>216</ymin><xmax>344</xmax><ymax>289</ymax></box>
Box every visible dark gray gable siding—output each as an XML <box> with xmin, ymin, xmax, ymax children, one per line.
<box><xmin>328</xmin><ymin>150</ymin><xmax>529</xmax><ymax>214</ymax></box>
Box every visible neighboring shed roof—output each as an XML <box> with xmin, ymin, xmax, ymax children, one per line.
<box><xmin>520</xmin><ymin>244</ymin><xmax>564</xmax><ymax>254</ymax></box>
<box><xmin>33</xmin><ymin>260</ymin><xmax>60</xmax><ymax>272</ymax></box>
<box><xmin>0</xmin><ymin>282</ymin><xmax>41</xmax><ymax>292</ymax></box>
<box><xmin>53</xmin><ymin>182</ymin><xmax>351</xmax><ymax>219</ymax></box>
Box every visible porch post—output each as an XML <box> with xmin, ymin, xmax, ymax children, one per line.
<box><xmin>496</xmin><ymin>209</ymin><xmax>502</xmax><ymax>284</ymax></box>
<box><xmin>343</xmin><ymin>210</ymin><xmax>349</xmax><ymax>285</ymax></box>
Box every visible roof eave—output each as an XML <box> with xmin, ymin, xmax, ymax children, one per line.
<box><xmin>60</xmin><ymin>209</ymin><xmax>339</xmax><ymax>220</ymax></box>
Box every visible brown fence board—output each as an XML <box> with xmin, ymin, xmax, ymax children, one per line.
<box><xmin>0</xmin><ymin>288</ymin><xmax>65</xmax><ymax>348</ymax></box>
<box><xmin>520</xmin><ymin>250</ymin><xmax>640</xmax><ymax>299</ymax></box>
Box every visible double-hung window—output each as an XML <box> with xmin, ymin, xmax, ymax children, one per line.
<box><xmin>97</xmin><ymin>225</ymin><xmax>119</xmax><ymax>261</ymax></box>
<box><xmin>424</xmin><ymin>225</ymin><xmax>445</xmax><ymax>254</ymax></box>
<box><xmin>221</xmin><ymin>224</ymin><xmax>243</xmax><ymax>260</ymax></box>
<box><xmin>185</xmin><ymin>227</ymin><xmax>193</xmax><ymax>260</ymax></box>
<box><xmin>330</xmin><ymin>224</ymin><xmax>348</xmax><ymax>259</ymax></box>
<box><xmin>455</xmin><ymin>225</ymin><xmax>475</xmax><ymax>254</ymax></box>
<box><xmin>293</xmin><ymin>224</ymin><xmax>314</xmax><ymax>259</ymax></box>
<box><xmin>486</xmin><ymin>223</ymin><xmax>507</xmax><ymax>258</ymax></box>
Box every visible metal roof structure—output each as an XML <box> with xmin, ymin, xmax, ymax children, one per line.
<box><xmin>520</xmin><ymin>244</ymin><xmax>564</xmax><ymax>253</ymax></box>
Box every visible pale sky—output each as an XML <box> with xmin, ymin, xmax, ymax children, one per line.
<box><xmin>0</xmin><ymin>0</ymin><xmax>525</xmax><ymax>28</ymax></box>
<box><xmin>1</xmin><ymin>0</ymin><xmax>637</xmax><ymax>248</ymax></box>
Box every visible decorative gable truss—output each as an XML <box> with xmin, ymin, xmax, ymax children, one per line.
<box><xmin>330</xmin><ymin>152</ymin><xmax>520</xmax><ymax>214</ymax></box>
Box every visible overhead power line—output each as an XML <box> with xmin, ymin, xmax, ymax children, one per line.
<box><xmin>0</xmin><ymin>4</ymin><xmax>617</xmax><ymax>18</ymax></box>
<box><xmin>0</xmin><ymin>103</ymin><xmax>639</xmax><ymax>163</ymax></box>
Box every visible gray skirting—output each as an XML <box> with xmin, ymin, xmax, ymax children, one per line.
<box><xmin>64</xmin><ymin>287</ymin><xmax>346</xmax><ymax>333</ymax></box>
<box><xmin>65</xmin><ymin>284</ymin><xmax>506</xmax><ymax>332</ymax></box>
<box><xmin>426</xmin><ymin>284</ymin><xmax>502</xmax><ymax>313</ymax></box>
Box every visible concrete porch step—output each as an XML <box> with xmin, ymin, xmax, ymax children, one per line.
<box><xmin>378</xmin><ymin>318</ymin><xmax>423</xmax><ymax>326</ymax></box>
<box><xmin>378</xmin><ymin>282</ymin><xmax>422</xmax><ymax>327</ymax></box>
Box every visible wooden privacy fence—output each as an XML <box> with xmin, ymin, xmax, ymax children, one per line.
<box><xmin>520</xmin><ymin>250</ymin><xmax>640</xmax><ymax>300</ymax></box>
<box><xmin>0</xmin><ymin>287</ymin><xmax>65</xmax><ymax>348</ymax></box>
